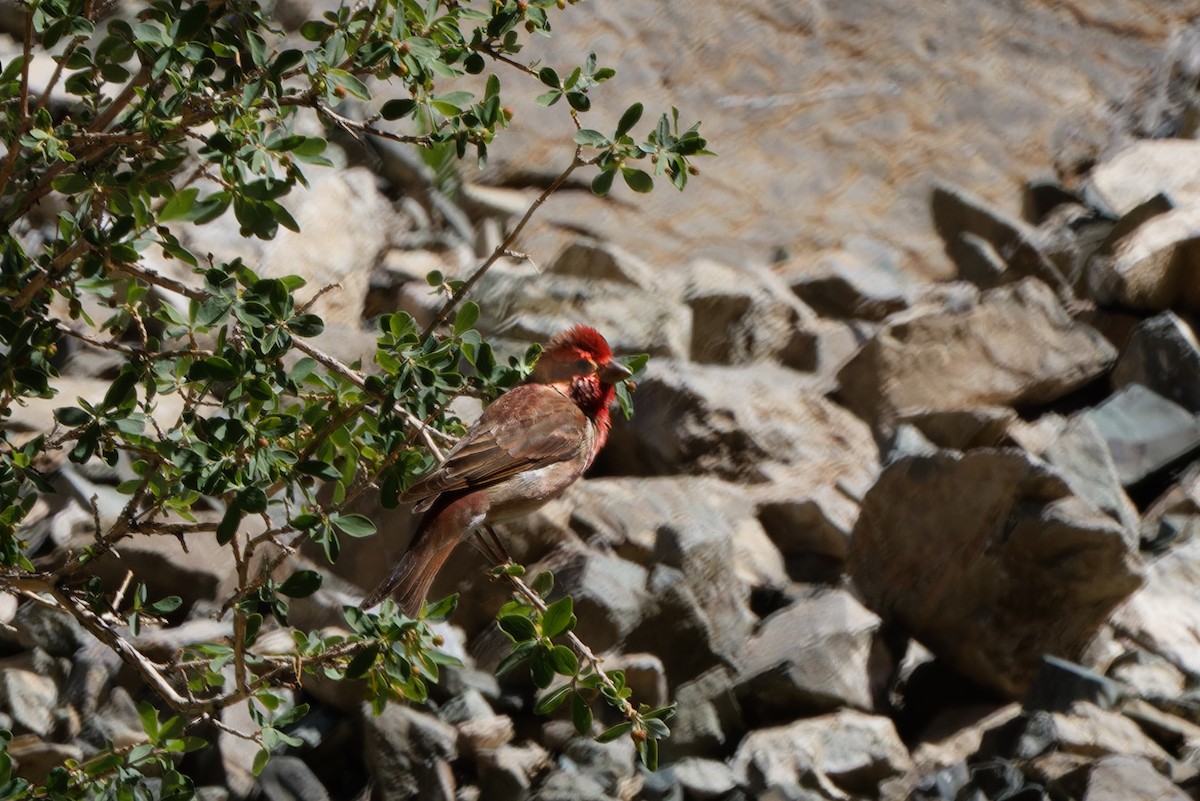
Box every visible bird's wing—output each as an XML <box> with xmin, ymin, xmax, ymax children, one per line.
<box><xmin>400</xmin><ymin>384</ymin><xmax>589</xmax><ymax>510</ymax></box>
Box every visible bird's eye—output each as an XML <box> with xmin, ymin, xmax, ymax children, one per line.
<box><xmin>575</xmin><ymin>358</ymin><xmax>594</xmax><ymax>372</ymax></box>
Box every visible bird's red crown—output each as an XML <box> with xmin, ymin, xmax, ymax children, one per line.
<box><xmin>545</xmin><ymin>324</ymin><xmax>613</xmax><ymax>362</ymax></box>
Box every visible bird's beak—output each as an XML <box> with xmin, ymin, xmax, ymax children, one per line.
<box><xmin>598</xmin><ymin>360</ymin><xmax>633</xmax><ymax>384</ymax></box>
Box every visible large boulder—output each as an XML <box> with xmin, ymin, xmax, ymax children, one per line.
<box><xmin>848</xmin><ymin>449</ymin><xmax>1143</xmax><ymax>697</ymax></box>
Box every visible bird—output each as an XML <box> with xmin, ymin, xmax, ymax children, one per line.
<box><xmin>360</xmin><ymin>325</ymin><xmax>632</xmax><ymax>616</ymax></box>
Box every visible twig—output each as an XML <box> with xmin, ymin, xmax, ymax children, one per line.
<box><xmin>420</xmin><ymin>147</ymin><xmax>583</xmax><ymax>339</ymax></box>
<box><xmin>0</xmin><ymin>8</ymin><xmax>33</xmax><ymax>200</ymax></box>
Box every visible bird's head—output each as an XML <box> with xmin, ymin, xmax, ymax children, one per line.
<box><xmin>531</xmin><ymin>325</ymin><xmax>632</xmax><ymax>425</ymax></box>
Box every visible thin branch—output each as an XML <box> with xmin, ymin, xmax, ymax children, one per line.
<box><xmin>0</xmin><ymin>8</ymin><xmax>35</xmax><ymax>200</ymax></box>
<box><xmin>421</xmin><ymin>147</ymin><xmax>583</xmax><ymax>339</ymax></box>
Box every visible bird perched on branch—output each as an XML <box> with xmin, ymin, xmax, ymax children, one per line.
<box><xmin>360</xmin><ymin>325</ymin><xmax>632</xmax><ymax>616</ymax></box>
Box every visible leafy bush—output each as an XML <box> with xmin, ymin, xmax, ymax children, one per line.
<box><xmin>0</xmin><ymin>0</ymin><xmax>708</xmax><ymax>794</ymax></box>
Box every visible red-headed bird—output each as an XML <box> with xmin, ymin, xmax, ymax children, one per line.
<box><xmin>360</xmin><ymin>325</ymin><xmax>631</xmax><ymax>616</ymax></box>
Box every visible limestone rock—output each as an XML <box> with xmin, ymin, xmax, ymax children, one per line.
<box><xmin>848</xmin><ymin>449</ymin><xmax>1143</xmax><ymax>697</ymax></box>
<box><xmin>837</xmin><ymin>278</ymin><xmax>1116</xmax><ymax>427</ymax></box>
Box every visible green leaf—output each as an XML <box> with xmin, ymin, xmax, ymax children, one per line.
<box><xmin>453</xmin><ymin>301</ymin><xmax>479</xmax><ymax>335</ymax></box>
<box><xmin>621</xmin><ymin>167</ymin><xmax>653</xmax><ymax>193</ymax></box>
<box><xmin>331</xmin><ymin>513</ymin><xmax>376</xmax><ymax>538</ymax></box>
<box><xmin>237</xmin><ymin>486</ymin><xmax>268</xmax><ymax>513</ymax></box>
<box><xmin>615</xmin><ymin>102</ymin><xmax>644</xmax><ymax>138</ymax></box>
<box><xmin>541</xmin><ymin>596</ymin><xmax>574</xmax><ymax>638</ymax></box>
<box><xmin>54</xmin><ymin>406</ymin><xmax>91</xmax><ymax>426</ymax></box>
<box><xmin>538</xmin><ymin>67</ymin><xmax>559</xmax><ymax>87</ymax></box>
<box><xmin>147</xmin><ymin>595</ymin><xmax>182</xmax><ymax>614</ymax></box>
<box><xmin>252</xmin><ymin>748</ymin><xmax>271</xmax><ymax>776</ymax></box>
<box><xmin>596</xmin><ymin>721</ymin><xmax>633</xmax><ymax>743</ymax></box>
<box><xmin>531</xmin><ymin>686</ymin><xmax>569</xmax><ymax>717</ymax></box>
<box><xmin>548</xmin><ymin>644</ymin><xmax>578</xmax><ymax>676</ymax></box>
<box><xmin>278</xmin><ymin>570</ymin><xmax>322</xmax><ymax>598</ymax></box>
<box><xmin>137</xmin><ymin>701</ymin><xmax>159</xmax><ymax>739</ymax></box>
<box><xmin>287</xmin><ymin>313</ymin><xmax>324</xmax><ymax>337</ymax></box>
<box><xmin>498</xmin><ymin>613</ymin><xmax>537</xmax><ymax>642</ymax></box>
<box><xmin>571</xmin><ymin>691</ymin><xmax>593</xmax><ymax>735</ymax></box>
<box><xmin>345</xmin><ymin>645</ymin><xmax>379</xmax><ymax>679</ymax></box>
<box><xmin>530</xmin><ymin>570</ymin><xmax>554</xmax><ymax>597</ymax></box>
<box><xmin>327</xmin><ymin>69</ymin><xmax>370</xmax><ymax>101</ymax></box>
<box><xmin>216</xmin><ymin>505</ymin><xmax>241</xmax><ymax>545</ymax></box>
<box><xmin>573</xmin><ymin>129</ymin><xmax>610</xmax><ymax>148</ymax></box>
<box><xmin>591</xmin><ymin>170</ymin><xmax>615</xmax><ymax>196</ymax></box>
<box><xmin>423</xmin><ymin>593</ymin><xmax>458</xmax><ymax>622</ymax></box>
<box><xmin>566</xmin><ymin>91</ymin><xmax>591</xmax><ymax>112</ymax></box>
<box><xmin>380</xmin><ymin>98</ymin><xmax>417</xmax><ymax>120</ymax></box>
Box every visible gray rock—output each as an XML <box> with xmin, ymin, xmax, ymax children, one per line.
<box><xmin>1022</xmin><ymin>656</ymin><xmax>1125</xmax><ymax>713</ymax></box>
<box><xmin>1112</xmin><ymin>312</ymin><xmax>1200</xmax><ymax>412</ymax></box>
<box><xmin>1139</xmin><ymin>463</ymin><xmax>1200</xmax><ymax>551</ymax></box>
<box><xmin>1082</xmin><ymin>383</ymin><xmax>1200</xmax><ymax>487</ymax></box>
<box><xmin>673</xmin><ymin>757</ymin><xmax>739</xmax><ymax>800</ymax></box>
<box><xmin>533</xmin><ymin>770</ymin><xmax>613</xmax><ymax>801</ymax></box>
<box><xmin>734</xmin><ymin>589</ymin><xmax>889</xmax><ymax>719</ymax></box>
<box><xmin>1032</xmin><ymin>414</ymin><xmax>1141</xmax><ymax>540</ymax></box>
<box><xmin>257</xmin><ymin>755</ymin><xmax>332</xmax><ymax>801</ymax></box>
<box><xmin>757</xmin><ymin>495</ymin><xmax>857</xmax><ymax>570</ymax></box>
<box><xmin>731</xmin><ymin>709</ymin><xmax>913</xmax><ymax>799</ymax></box>
<box><xmin>630</xmin><ymin>566</ymin><xmax>727</xmax><ymax>685</ymax></box>
<box><xmin>849</xmin><ymin>449</ymin><xmax>1143</xmax><ymax>697</ymax></box>
<box><xmin>362</xmin><ymin>704</ymin><xmax>458</xmax><ymax>801</ymax></box>
<box><xmin>664</xmin><ymin>666</ymin><xmax>743</xmax><ymax>761</ymax></box>
<box><xmin>0</xmin><ymin>660</ymin><xmax>58</xmax><ymax>737</ymax></box>
<box><xmin>837</xmin><ymin>278</ymin><xmax>1116</xmax><ymax>427</ymax></box>
<box><xmin>7</xmin><ymin>734</ymin><xmax>83</xmax><ymax>784</ymax></box>
<box><xmin>783</xmin><ymin>248</ymin><xmax>912</xmax><ymax>322</ymax></box>
<box><xmin>932</xmin><ymin>183</ymin><xmax>1070</xmax><ymax>294</ymax></box>
<box><xmin>1077</xmin><ymin>755</ymin><xmax>1189</xmax><ymax>801</ymax></box>
<box><xmin>476</xmin><ymin>742</ymin><xmax>549</xmax><ymax>801</ymax></box>
<box><xmin>544</xmin><ymin>548</ymin><xmax>649</xmax><ymax>653</ymax></box>
<box><xmin>604</xmin><ymin>359</ymin><xmax>878</xmax><ymax>486</ymax></box>
<box><xmin>470</xmin><ymin>261</ymin><xmax>691</xmax><ymax>362</ymax></box>
<box><xmin>12</xmin><ymin>603</ymin><xmax>86</xmax><ymax>658</ymax></box>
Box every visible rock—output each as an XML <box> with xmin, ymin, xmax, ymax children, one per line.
<box><xmin>1045</xmin><ymin>703</ymin><xmax>1175</xmax><ymax>772</ymax></box>
<box><xmin>1086</xmin><ymin>206</ymin><xmax>1200</xmax><ymax>311</ymax></box>
<box><xmin>911</xmin><ymin>704</ymin><xmax>1023</xmax><ymax>772</ymax></box>
<box><xmin>931</xmin><ymin>183</ymin><xmax>1070</xmax><ymax>293</ymax></box>
<box><xmin>1022</xmin><ymin>656</ymin><xmax>1125</xmax><ymax>713</ymax></box>
<box><xmin>1111</xmin><ymin>535</ymin><xmax>1200</xmax><ymax>680</ymax></box>
<box><xmin>543</xmin><ymin>548</ymin><xmax>649</xmax><ymax>653</ymax></box>
<box><xmin>440</xmin><ymin>690</ymin><xmax>514</xmax><ymax>757</ymax></box>
<box><xmin>1108</xmin><ymin>650</ymin><xmax>1187</xmax><ymax>700</ymax></box>
<box><xmin>476</xmin><ymin>742</ymin><xmax>549</xmax><ymax>801</ymax></box>
<box><xmin>8</xmin><ymin>735</ymin><xmax>83</xmax><ymax>784</ymax></box>
<box><xmin>849</xmin><ymin>449</ymin><xmax>1143</xmax><ymax>697</ymax></box>
<box><xmin>837</xmin><ymin>278</ymin><xmax>1116</xmax><ymax>427</ymax></box>
<box><xmin>470</xmin><ymin>260</ymin><xmax>691</xmax><ymax>361</ymax></box>
<box><xmin>1086</xmin><ymin>139</ymin><xmax>1200</xmax><ymax>216</ymax></box>
<box><xmin>557</xmin><ymin>731</ymin><xmax>637</xmax><ymax>798</ymax></box>
<box><xmin>603</xmin><ymin>359</ymin><xmax>879</xmax><ymax>485</ymax></box>
<box><xmin>664</xmin><ymin>666</ymin><xmax>743</xmax><ymax>761</ymax></box>
<box><xmin>544</xmin><ymin>237</ymin><xmax>664</xmax><ymax>290</ymax></box>
<box><xmin>533</xmin><ymin>770</ymin><xmax>613</xmax><ymax>801</ymax></box>
<box><xmin>12</xmin><ymin>603</ymin><xmax>86</xmax><ymax>657</ymax></box>
<box><xmin>362</xmin><ymin>704</ymin><xmax>457</xmax><ymax>801</ymax></box>
<box><xmin>1111</xmin><ymin>312</ymin><xmax>1200</xmax><ymax>412</ymax></box>
<box><xmin>673</xmin><ymin>757</ymin><xmax>740</xmax><ymax>800</ymax></box>
<box><xmin>257</xmin><ymin>756</ymin><xmax>332</xmax><ymax>801</ymax></box>
<box><xmin>782</xmin><ymin>248</ymin><xmax>913</xmax><ymax>322</ymax></box>
<box><xmin>1139</xmin><ymin>463</ymin><xmax>1200</xmax><ymax>551</ymax></box>
<box><xmin>756</xmin><ymin>494</ymin><xmax>858</xmax><ymax>575</ymax></box>
<box><xmin>0</xmin><ymin>660</ymin><xmax>58</xmax><ymax>737</ymax></box>
<box><xmin>1074</xmin><ymin>754</ymin><xmax>1190</xmax><ymax>801</ymax></box>
<box><xmin>602</xmin><ymin>654</ymin><xmax>669</xmax><ymax>711</ymax></box>
<box><xmin>734</xmin><ymin>589</ymin><xmax>890</xmax><ymax>721</ymax></box>
<box><xmin>1082</xmin><ymin>383</ymin><xmax>1200</xmax><ymax>487</ymax></box>
<box><xmin>682</xmin><ymin>258</ymin><xmax>817</xmax><ymax>367</ymax></box>
<box><xmin>628</xmin><ymin>566</ymin><xmax>727</xmax><ymax>685</ymax></box>
<box><xmin>898</xmin><ymin>406</ymin><xmax>1016</xmax><ymax>450</ymax></box>
<box><xmin>731</xmin><ymin>709</ymin><xmax>913</xmax><ymax>799</ymax></box>
<box><xmin>1015</xmin><ymin>414</ymin><xmax>1140</xmax><ymax>539</ymax></box>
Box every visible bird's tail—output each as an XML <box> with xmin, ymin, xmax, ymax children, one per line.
<box><xmin>359</xmin><ymin>519</ymin><xmax>461</xmax><ymax>617</ymax></box>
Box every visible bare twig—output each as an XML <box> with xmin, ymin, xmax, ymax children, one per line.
<box><xmin>421</xmin><ymin>147</ymin><xmax>584</xmax><ymax>339</ymax></box>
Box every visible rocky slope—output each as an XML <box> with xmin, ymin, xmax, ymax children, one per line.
<box><xmin>5</xmin><ymin>1</ymin><xmax>1200</xmax><ymax>800</ymax></box>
